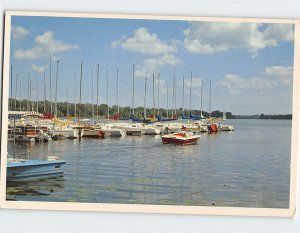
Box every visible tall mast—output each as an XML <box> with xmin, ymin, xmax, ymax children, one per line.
<box><xmin>91</xmin><ymin>66</ymin><xmax>94</xmax><ymax>118</ymax></box>
<box><xmin>210</xmin><ymin>80</ymin><xmax>212</xmax><ymax>117</ymax></box>
<box><xmin>106</xmin><ymin>70</ymin><xmax>109</xmax><ymax>124</ymax></box>
<box><xmin>27</xmin><ymin>73</ymin><xmax>30</xmax><ymax>111</ymax></box>
<box><xmin>167</xmin><ymin>82</ymin><xmax>169</xmax><ymax>119</ymax></box>
<box><xmin>55</xmin><ymin>60</ymin><xmax>59</xmax><ymax>116</ymax></box>
<box><xmin>200</xmin><ymin>79</ymin><xmax>203</xmax><ymax>118</ymax></box>
<box><xmin>132</xmin><ymin>64</ymin><xmax>135</xmax><ymax>115</ymax></box>
<box><xmin>174</xmin><ymin>67</ymin><xmax>177</xmax><ymax>116</ymax></box>
<box><xmin>49</xmin><ymin>53</ymin><xmax>52</xmax><ymax>114</ymax></box>
<box><xmin>152</xmin><ymin>73</ymin><xmax>155</xmax><ymax>118</ymax></box>
<box><xmin>144</xmin><ymin>72</ymin><xmax>148</xmax><ymax>119</ymax></box>
<box><xmin>19</xmin><ymin>76</ymin><xmax>22</xmax><ymax>111</ymax></box>
<box><xmin>117</xmin><ymin>67</ymin><xmax>119</xmax><ymax>119</ymax></box>
<box><xmin>79</xmin><ymin>61</ymin><xmax>83</xmax><ymax>118</ymax></box>
<box><xmin>10</xmin><ymin>64</ymin><xmax>12</xmax><ymax>110</ymax></box>
<box><xmin>172</xmin><ymin>68</ymin><xmax>175</xmax><ymax>117</ymax></box>
<box><xmin>67</xmin><ymin>88</ymin><xmax>69</xmax><ymax>117</ymax></box>
<box><xmin>14</xmin><ymin>73</ymin><xmax>18</xmax><ymax>111</ymax></box>
<box><xmin>182</xmin><ymin>75</ymin><xmax>185</xmax><ymax>116</ymax></box>
<box><xmin>74</xmin><ymin>73</ymin><xmax>77</xmax><ymax>120</ymax></box>
<box><xmin>157</xmin><ymin>73</ymin><xmax>160</xmax><ymax>116</ymax></box>
<box><xmin>36</xmin><ymin>70</ymin><xmax>38</xmax><ymax>112</ymax></box>
<box><xmin>190</xmin><ymin>71</ymin><xmax>193</xmax><ymax>112</ymax></box>
<box><xmin>44</xmin><ymin>70</ymin><xmax>46</xmax><ymax>112</ymax></box>
<box><xmin>96</xmin><ymin>64</ymin><xmax>99</xmax><ymax>116</ymax></box>
<box><xmin>29</xmin><ymin>79</ymin><xmax>32</xmax><ymax>111</ymax></box>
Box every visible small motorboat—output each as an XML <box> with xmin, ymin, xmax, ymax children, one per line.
<box><xmin>161</xmin><ymin>131</ymin><xmax>200</xmax><ymax>145</ymax></box>
<box><xmin>7</xmin><ymin>155</ymin><xmax>66</xmax><ymax>181</ymax></box>
<box><xmin>219</xmin><ymin>124</ymin><xmax>234</xmax><ymax>131</ymax></box>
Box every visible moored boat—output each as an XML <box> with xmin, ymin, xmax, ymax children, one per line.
<box><xmin>7</xmin><ymin>155</ymin><xmax>66</xmax><ymax>181</ymax></box>
<box><xmin>161</xmin><ymin>131</ymin><xmax>200</xmax><ymax>145</ymax></box>
<box><xmin>219</xmin><ymin>124</ymin><xmax>234</xmax><ymax>131</ymax></box>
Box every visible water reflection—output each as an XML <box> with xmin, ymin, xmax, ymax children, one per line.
<box><xmin>6</xmin><ymin>120</ymin><xmax>291</xmax><ymax>208</ymax></box>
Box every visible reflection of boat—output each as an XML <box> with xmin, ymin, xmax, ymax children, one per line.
<box><xmin>7</xmin><ymin>156</ymin><xmax>66</xmax><ymax>181</ymax></box>
<box><xmin>162</xmin><ymin>131</ymin><xmax>200</xmax><ymax>145</ymax></box>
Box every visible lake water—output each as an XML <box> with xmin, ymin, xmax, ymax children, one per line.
<box><xmin>6</xmin><ymin>119</ymin><xmax>291</xmax><ymax>208</ymax></box>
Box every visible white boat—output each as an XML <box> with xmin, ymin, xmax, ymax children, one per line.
<box><xmin>7</xmin><ymin>155</ymin><xmax>66</xmax><ymax>181</ymax></box>
<box><xmin>49</xmin><ymin>126</ymin><xmax>83</xmax><ymax>139</ymax></box>
<box><xmin>219</xmin><ymin>124</ymin><xmax>234</xmax><ymax>131</ymax></box>
<box><xmin>142</xmin><ymin>126</ymin><xmax>161</xmax><ymax>135</ymax></box>
<box><xmin>100</xmin><ymin>124</ymin><xmax>126</xmax><ymax>137</ymax></box>
<box><xmin>113</xmin><ymin>122</ymin><xmax>143</xmax><ymax>136</ymax></box>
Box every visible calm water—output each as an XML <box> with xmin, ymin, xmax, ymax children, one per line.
<box><xmin>6</xmin><ymin>119</ymin><xmax>291</xmax><ymax>208</ymax></box>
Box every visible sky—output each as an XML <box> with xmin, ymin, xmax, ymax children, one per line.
<box><xmin>9</xmin><ymin>16</ymin><xmax>295</xmax><ymax>115</ymax></box>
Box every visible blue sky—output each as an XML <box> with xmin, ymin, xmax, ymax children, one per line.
<box><xmin>9</xmin><ymin>16</ymin><xmax>295</xmax><ymax>114</ymax></box>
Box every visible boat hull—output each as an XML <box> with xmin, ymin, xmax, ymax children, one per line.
<box><xmin>7</xmin><ymin>159</ymin><xmax>66</xmax><ymax>181</ymax></box>
<box><xmin>161</xmin><ymin>132</ymin><xmax>200</xmax><ymax>145</ymax></box>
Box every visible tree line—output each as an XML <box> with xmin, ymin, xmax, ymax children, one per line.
<box><xmin>8</xmin><ymin>98</ymin><xmax>234</xmax><ymax>119</ymax></box>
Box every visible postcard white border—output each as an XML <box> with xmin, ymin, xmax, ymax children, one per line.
<box><xmin>1</xmin><ymin>11</ymin><xmax>299</xmax><ymax>217</ymax></box>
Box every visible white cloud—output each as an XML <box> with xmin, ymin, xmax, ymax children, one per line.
<box><xmin>112</xmin><ymin>27</ymin><xmax>181</xmax><ymax>74</ymax></box>
<box><xmin>143</xmin><ymin>54</ymin><xmax>181</xmax><ymax>72</ymax></box>
<box><xmin>112</xmin><ymin>27</ymin><xmax>177</xmax><ymax>55</ymax></box>
<box><xmin>32</xmin><ymin>64</ymin><xmax>48</xmax><ymax>73</ymax></box>
<box><xmin>12</xmin><ymin>25</ymin><xmax>29</xmax><ymax>40</ymax></box>
<box><xmin>264</xmin><ymin>66</ymin><xmax>293</xmax><ymax>84</ymax></box>
<box><xmin>184</xmin><ymin>22</ymin><xmax>294</xmax><ymax>55</ymax></box>
<box><xmin>14</xmin><ymin>31</ymin><xmax>79</xmax><ymax>59</ymax></box>
<box><xmin>218</xmin><ymin>65</ymin><xmax>293</xmax><ymax>95</ymax></box>
<box><xmin>185</xmin><ymin>77</ymin><xmax>202</xmax><ymax>89</ymax></box>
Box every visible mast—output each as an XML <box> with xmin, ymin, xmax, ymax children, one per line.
<box><xmin>172</xmin><ymin>68</ymin><xmax>175</xmax><ymax>117</ymax></box>
<box><xmin>132</xmin><ymin>64</ymin><xmax>135</xmax><ymax>115</ymax></box>
<box><xmin>200</xmin><ymin>79</ymin><xmax>203</xmax><ymax>118</ymax></box>
<box><xmin>144</xmin><ymin>72</ymin><xmax>148</xmax><ymax>119</ymax></box>
<box><xmin>27</xmin><ymin>73</ymin><xmax>30</xmax><ymax>111</ymax></box>
<box><xmin>117</xmin><ymin>67</ymin><xmax>119</xmax><ymax>120</ymax></box>
<box><xmin>106</xmin><ymin>70</ymin><xmax>109</xmax><ymax>124</ymax></box>
<box><xmin>29</xmin><ymin>79</ymin><xmax>32</xmax><ymax>110</ymax></box>
<box><xmin>157</xmin><ymin>73</ymin><xmax>160</xmax><ymax>116</ymax></box>
<box><xmin>190</xmin><ymin>71</ymin><xmax>192</xmax><ymax>113</ymax></box>
<box><xmin>10</xmin><ymin>64</ymin><xmax>12</xmax><ymax>110</ymax></box>
<box><xmin>91</xmin><ymin>66</ymin><xmax>94</xmax><ymax>118</ymax></box>
<box><xmin>49</xmin><ymin>53</ymin><xmax>52</xmax><ymax>114</ymax></box>
<box><xmin>44</xmin><ymin>70</ymin><xmax>46</xmax><ymax>112</ymax></box>
<box><xmin>96</xmin><ymin>64</ymin><xmax>99</xmax><ymax>117</ymax></box>
<box><xmin>79</xmin><ymin>61</ymin><xmax>83</xmax><ymax>118</ymax></box>
<box><xmin>74</xmin><ymin>73</ymin><xmax>77</xmax><ymax>121</ymax></box>
<box><xmin>14</xmin><ymin>73</ymin><xmax>18</xmax><ymax>111</ymax></box>
<box><xmin>167</xmin><ymin>82</ymin><xmax>169</xmax><ymax>119</ymax></box>
<box><xmin>55</xmin><ymin>60</ymin><xmax>59</xmax><ymax>116</ymax></box>
<box><xmin>152</xmin><ymin>73</ymin><xmax>155</xmax><ymax>118</ymax></box>
<box><xmin>209</xmin><ymin>80</ymin><xmax>212</xmax><ymax>118</ymax></box>
<box><xmin>67</xmin><ymin>88</ymin><xmax>69</xmax><ymax>117</ymax></box>
<box><xmin>174</xmin><ymin>67</ymin><xmax>177</xmax><ymax>117</ymax></box>
<box><xmin>182</xmin><ymin>75</ymin><xmax>185</xmax><ymax>116</ymax></box>
<box><xmin>19</xmin><ymin>76</ymin><xmax>22</xmax><ymax>111</ymax></box>
<box><xmin>36</xmin><ymin>70</ymin><xmax>38</xmax><ymax>112</ymax></box>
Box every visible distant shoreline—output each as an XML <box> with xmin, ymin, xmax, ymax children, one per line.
<box><xmin>233</xmin><ymin>114</ymin><xmax>292</xmax><ymax>120</ymax></box>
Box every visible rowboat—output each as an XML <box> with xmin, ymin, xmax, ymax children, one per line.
<box><xmin>161</xmin><ymin>131</ymin><xmax>200</xmax><ymax>145</ymax></box>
